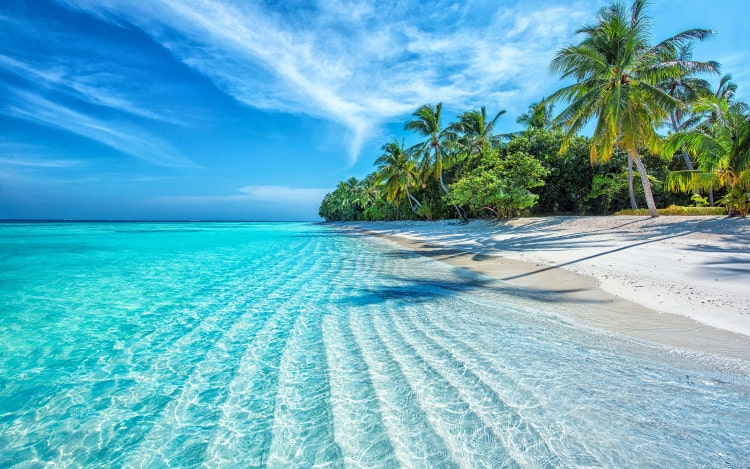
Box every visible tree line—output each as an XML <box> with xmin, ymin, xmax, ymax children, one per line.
<box><xmin>319</xmin><ymin>0</ymin><xmax>750</xmax><ymax>222</ymax></box>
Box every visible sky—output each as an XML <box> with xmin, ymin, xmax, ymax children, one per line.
<box><xmin>1</xmin><ymin>0</ymin><xmax>748</xmax><ymax>221</ymax></box>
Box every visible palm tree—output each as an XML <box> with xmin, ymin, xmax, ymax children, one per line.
<box><xmin>693</xmin><ymin>74</ymin><xmax>738</xmax><ymax>205</ymax></box>
<box><xmin>714</xmin><ymin>74</ymin><xmax>737</xmax><ymax>101</ymax></box>
<box><xmin>517</xmin><ymin>99</ymin><xmax>553</xmax><ymax>130</ymax></box>
<box><xmin>659</xmin><ymin>44</ymin><xmax>719</xmax><ymax>170</ymax></box>
<box><xmin>547</xmin><ymin>0</ymin><xmax>715</xmax><ymax>217</ymax></box>
<box><xmin>356</xmin><ymin>174</ymin><xmax>382</xmax><ymax>210</ymax></box>
<box><xmin>335</xmin><ymin>177</ymin><xmax>360</xmax><ymax>219</ymax></box>
<box><xmin>448</xmin><ymin>106</ymin><xmax>506</xmax><ymax>180</ymax></box>
<box><xmin>449</xmin><ymin>106</ymin><xmax>506</xmax><ymax>157</ymax></box>
<box><xmin>665</xmin><ymin>95</ymin><xmax>750</xmax><ymax>216</ymax></box>
<box><xmin>405</xmin><ymin>103</ymin><xmax>466</xmax><ymax>221</ymax></box>
<box><xmin>374</xmin><ymin>139</ymin><xmax>423</xmax><ymax>217</ymax></box>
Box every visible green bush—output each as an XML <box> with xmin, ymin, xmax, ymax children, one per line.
<box><xmin>447</xmin><ymin>149</ymin><xmax>548</xmax><ymax>219</ymax></box>
<box><xmin>615</xmin><ymin>205</ymin><xmax>727</xmax><ymax>216</ymax></box>
<box><xmin>690</xmin><ymin>193</ymin><xmax>709</xmax><ymax>207</ymax></box>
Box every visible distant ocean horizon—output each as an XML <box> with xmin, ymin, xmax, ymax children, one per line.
<box><xmin>1</xmin><ymin>221</ymin><xmax>748</xmax><ymax>467</ymax></box>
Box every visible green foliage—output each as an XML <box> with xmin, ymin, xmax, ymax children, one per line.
<box><xmin>447</xmin><ymin>149</ymin><xmax>548</xmax><ymax>219</ymax></box>
<box><xmin>615</xmin><ymin>206</ymin><xmax>726</xmax><ymax>216</ymax></box>
<box><xmin>584</xmin><ymin>155</ymin><xmax>690</xmax><ymax>214</ymax></box>
<box><xmin>547</xmin><ymin>0</ymin><xmax>715</xmax><ymax>217</ymax></box>
<box><xmin>319</xmin><ymin>122</ymin><xmax>704</xmax><ymax>221</ymax></box>
<box><xmin>720</xmin><ymin>188</ymin><xmax>750</xmax><ymax>217</ymax></box>
<box><xmin>690</xmin><ymin>193</ymin><xmax>709</xmax><ymax>207</ymax></box>
<box><xmin>374</xmin><ymin>139</ymin><xmax>424</xmax><ymax>217</ymax></box>
<box><xmin>508</xmin><ymin>129</ymin><xmax>600</xmax><ymax>213</ymax></box>
<box><xmin>516</xmin><ymin>100</ymin><xmax>553</xmax><ymax>130</ymax></box>
<box><xmin>664</xmin><ymin>94</ymin><xmax>750</xmax><ymax>216</ymax></box>
<box><xmin>587</xmin><ymin>172</ymin><xmax>631</xmax><ymax>213</ymax></box>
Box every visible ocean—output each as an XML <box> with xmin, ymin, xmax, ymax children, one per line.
<box><xmin>1</xmin><ymin>222</ymin><xmax>748</xmax><ymax>467</ymax></box>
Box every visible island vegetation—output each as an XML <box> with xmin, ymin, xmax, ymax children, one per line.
<box><xmin>319</xmin><ymin>0</ymin><xmax>749</xmax><ymax>221</ymax></box>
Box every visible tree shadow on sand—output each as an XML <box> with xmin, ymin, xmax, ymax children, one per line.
<box><xmin>341</xmin><ymin>272</ymin><xmax>610</xmax><ymax>308</ymax></box>
<box><xmin>405</xmin><ymin>217</ymin><xmax>748</xmax><ymax>263</ymax></box>
<box><xmin>341</xmin><ymin>217</ymin><xmax>749</xmax><ymax>306</ymax></box>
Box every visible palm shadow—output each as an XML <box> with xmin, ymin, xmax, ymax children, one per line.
<box><xmin>343</xmin><ymin>272</ymin><xmax>608</xmax><ymax>308</ymax></box>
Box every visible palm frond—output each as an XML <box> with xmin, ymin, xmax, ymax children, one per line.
<box><xmin>649</xmin><ymin>29</ymin><xmax>715</xmax><ymax>58</ymax></box>
<box><xmin>665</xmin><ymin>170</ymin><xmax>718</xmax><ymax>192</ymax></box>
<box><xmin>635</xmin><ymin>80</ymin><xmax>679</xmax><ymax>115</ymax></box>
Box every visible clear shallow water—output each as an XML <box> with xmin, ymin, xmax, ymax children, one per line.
<box><xmin>0</xmin><ymin>222</ymin><xmax>748</xmax><ymax>468</ymax></box>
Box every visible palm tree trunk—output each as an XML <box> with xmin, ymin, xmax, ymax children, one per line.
<box><xmin>405</xmin><ymin>195</ymin><xmax>416</xmax><ymax>214</ymax></box>
<box><xmin>627</xmin><ymin>154</ymin><xmax>637</xmax><ymax>210</ymax></box>
<box><xmin>670</xmin><ymin>115</ymin><xmax>695</xmax><ymax>171</ymax></box>
<box><xmin>631</xmin><ymin>151</ymin><xmax>658</xmax><ymax>217</ymax></box>
<box><xmin>405</xmin><ymin>187</ymin><xmax>422</xmax><ymax>216</ymax></box>
<box><xmin>439</xmin><ymin>172</ymin><xmax>467</xmax><ymax>221</ymax></box>
<box><xmin>405</xmin><ymin>187</ymin><xmax>422</xmax><ymax>208</ymax></box>
<box><xmin>680</xmin><ymin>152</ymin><xmax>694</xmax><ymax>171</ymax></box>
<box><xmin>438</xmin><ymin>171</ymin><xmax>449</xmax><ymax>194</ymax></box>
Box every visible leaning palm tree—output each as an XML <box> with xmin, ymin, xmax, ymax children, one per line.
<box><xmin>405</xmin><ymin>103</ymin><xmax>466</xmax><ymax>220</ymax></box>
<box><xmin>374</xmin><ymin>139</ymin><xmax>423</xmax><ymax>217</ymax></box>
<box><xmin>547</xmin><ymin>0</ymin><xmax>715</xmax><ymax>217</ymax></box>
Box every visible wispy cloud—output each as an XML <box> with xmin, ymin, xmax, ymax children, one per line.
<box><xmin>56</xmin><ymin>0</ymin><xmax>597</xmax><ymax>162</ymax></box>
<box><xmin>0</xmin><ymin>157</ymin><xmax>82</xmax><ymax>168</ymax></box>
<box><xmin>157</xmin><ymin>185</ymin><xmax>329</xmax><ymax>205</ymax></box>
<box><xmin>4</xmin><ymin>89</ymin><xmax>194</xmax><ymax>168</ymax></box>
<box><xmin>238</xmin><ymin>185</ymin><xmax>330</xmax><ymax>203</ymax></box>
<box><xmin>0</xmin><ymin>141</ymin><xmax>79</xmax><ymax>187</ymax></box>
<box><xmin>0</xmin><ymin>55</ymin><xmax>66</xmax><ymax>85</ymax></box>
<box><xmin>0</xmin><ymin>141</ymin><xmax>80</xmax><ymax>167</ymax></box>
<box><xmin>0</xmin><ymin>54</ymin><xmax>184</xmax><ymax>125</ymax></box>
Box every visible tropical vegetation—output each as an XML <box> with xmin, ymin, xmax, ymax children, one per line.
<box><xmin>319</xmin><ymin>0</ymin><xmax>749</xmax><ymax>221</ymax></box>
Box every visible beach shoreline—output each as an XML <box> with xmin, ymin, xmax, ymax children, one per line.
<box><xmin>335</xmin><ymin>216</ymin><xmax>750</xmax><ymax>363</ymax></box>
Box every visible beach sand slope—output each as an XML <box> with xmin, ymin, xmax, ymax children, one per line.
<box><xmin>339</xmin><ymin>216</ymin><xmax>750</xmax><ymax>362</ymax></box>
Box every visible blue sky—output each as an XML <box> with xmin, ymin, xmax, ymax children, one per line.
<box><xmin>1</xmin><ymin>0</ymin><xmax>748</xmax><ymax>220</ymax></box>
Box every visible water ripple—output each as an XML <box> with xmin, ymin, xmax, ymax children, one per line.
<box><xmin>0</xmin><ymin>222</ymin><xmax>748</xmax><ymax>467</ymax></box>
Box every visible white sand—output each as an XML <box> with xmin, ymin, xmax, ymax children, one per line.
<box><xmin>338</xmin><ymin>216</ymin><xmax>750</xmax><ymax>359</ymax></box>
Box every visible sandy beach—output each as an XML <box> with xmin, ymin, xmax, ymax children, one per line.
<box><xmin>338</xmin><ymin>216</ymin><xmax>750</xmax><ymax>362</ymax></box>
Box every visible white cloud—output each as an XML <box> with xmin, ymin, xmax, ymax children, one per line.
<box><xmin>0</xmin><ymin>55</ymin><xmax>66</xmax><ymax>84</ymax></box>
<box><xmin>0</xmin><ymin>54</ymin><xmax>183</xmax><ymax>125</ymax></box>
<box><xmin>0</xmin><ymin>157</ymin><xmax>82</xmax><ymax>168</ymax></box>
<box><xmin>0</xmin><ymin>141</ymin><xmax>77</xmax><ymax>165</ymax></box>
<box><xmin>4</xmin><ymin>89</ymin><xmax>194</xmax><ymax>168</ymax></box>
<box><xmin>54</xmin><ymin>0</ymin><xmax>597</xmax><ymax>163</ymax></box>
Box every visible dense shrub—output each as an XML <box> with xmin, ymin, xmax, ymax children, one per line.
<box><xmin>615</xmin><ymin>206</ymin><xmax>727</xmax><ymax>216</ymax></box>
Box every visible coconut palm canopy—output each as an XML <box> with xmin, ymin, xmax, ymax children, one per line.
<box><xmin>666</xmin><ymin>96</ymin><xmax>750</xmax><ymax>197</ymax></box>
<box><xmin>546</xmin><ymin>0</ymin><xmax>717</xmax><ymax>216</ymax></box>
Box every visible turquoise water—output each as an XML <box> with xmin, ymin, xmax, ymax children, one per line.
<box><xmin>0</xmin><ymin>222</ymin><xmax>748</xmax><ymax>468</ymax></box>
